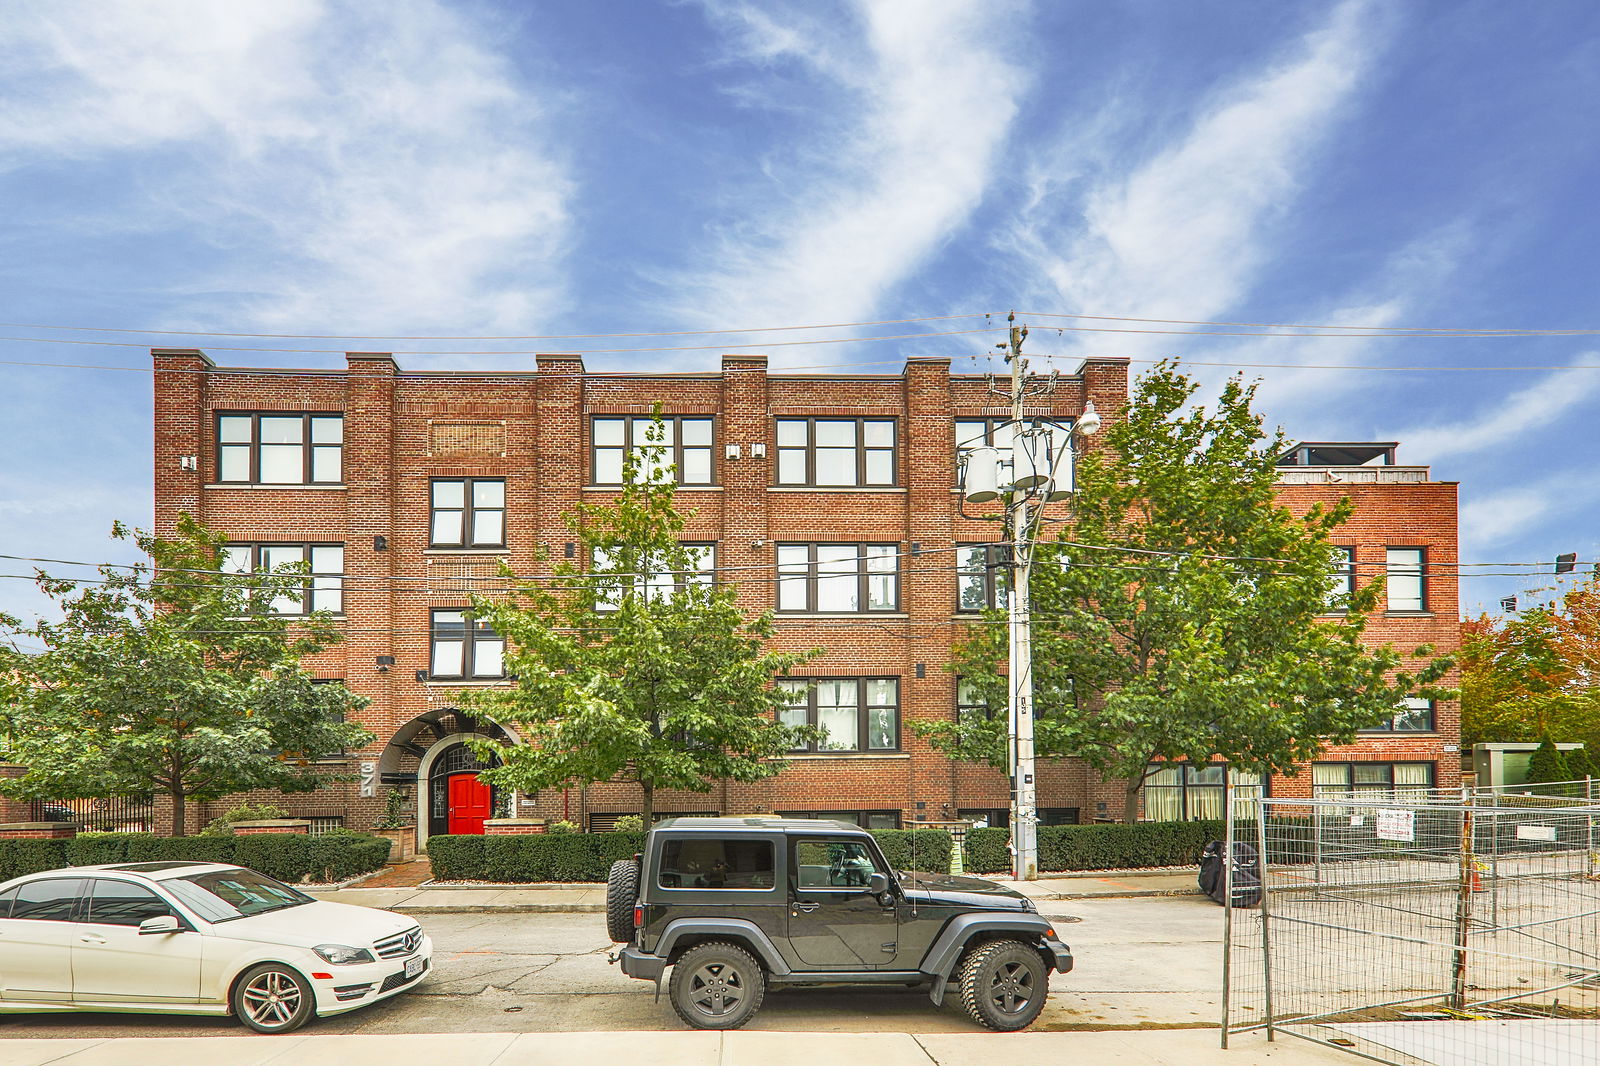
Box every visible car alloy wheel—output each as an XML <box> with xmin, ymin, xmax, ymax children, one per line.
<box><xmin>667</xmin><ymin>941</ymin><xmax>766</xmax><ymax>1030</ymax></box>
<box><xmin>234</xmin><ymin>964</ymin><xmax>314</xmax><ymax>1033</ymax></box>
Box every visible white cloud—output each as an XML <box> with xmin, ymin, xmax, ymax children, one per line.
<box><xmin>1397</xmin><ymin>353</ymin><xmax>1600</xmax><ymax>463</ymax></box>
<box><xmin>1007</xmin><ymin>0</ymin><xmax>1382</xmax><ymax>346</ymax></box>
<box><xmin>1459</xmin><ymin>469</ymin><xmax>1600</xmax><ymax>551</ymax></box>
<box><xmin>669</xmin><ymin>0</ymin><xmax>1027</xmax><ymax>340</ymax></box>
<box><xmin>0</xmin><ymin>0</ymin><xmax>572</xmax><ymax>333</ymax></box>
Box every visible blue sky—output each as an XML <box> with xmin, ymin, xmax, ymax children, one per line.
<box><xmin>2</xmin><ymin>0</ymin><xmax>1599</xmax><ymax>624</ymax></box>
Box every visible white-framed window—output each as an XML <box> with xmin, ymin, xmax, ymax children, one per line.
<box><xmin>592</xmin><ymin>416</ymin><xmax>715</xmax><ymax>486</ymax></box>
<box><xmin>216</xmin><ymin>412</ymin><xmax>342</xmax><ymax>484</ymax></box>
<box><xmin>775</xmin><ymin>418</ymin><xmax>897</xmax><ymax>487</ymax></box>
<box><xmin>776</xmin><ymin>543</ymin><xmax>899</xmax><ymax>613</ymax></box>
<box><xmin>221</xmin><ymin>543</ymin><xmax>344</xmax><ymax>615</ymax></box>
<box><xmin>430</xmin><ymin>478</ymin><xmax>506</xmax><ymax>548</ymax></box>
<box><xmin>1386</xmin><ymin>547</ymin><xmax>1425</xmax><ymax>611</ymax></box>
<box><xmin>429</xmin><ymin>609</ymin><xmax>505</xmax><ymax>680</ymax></box>
<box><xmin>1328</xmin><ymin>546</ymin><xmax>1356</xmax><ymax>608</ymax></box>
<box><xmin>776</xmin><ymin>677</ymin><xmax>899</xmax><ymax>752</ymax></box>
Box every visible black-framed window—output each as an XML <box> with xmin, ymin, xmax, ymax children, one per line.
<box><xmin>221</xmin><ymin>543</ymin><xmax>344</xmax><ymax>615</ymax></box>
<box><xmin>775</xmin><ymin>418</ymin><xmax>896</xmax><ymax>487</ymax></box>
<box><xmin>1386</xmin><ymin>547</ymin><xmax>1425</xmax><ymax>611</ymax></box>
<box><xmin>1360</xmin><ymin>697</ymin><xmax>1436</xmax><ymax>733</ymax></box>
<box><xmin>776</xmin><ymin>809</ymin><xmax>902</xmax><ymax>830</ymax></box>
<box><xmin>1327</xmin><ymin>546</ymin><xmax>1356</xmax><ymax>609</ymax></box>
<box><xmin>776</xmin><ymin>677</ymin><xmax>899</xmax><ymax>753</ymax></box>
<box><xmin>957</xmin><ymin>808</ymin><xmax>1009</xmax><ymax>829</ymax></box>
<box><xmin>657</xmin><ymin>838</ymin><xmax>776</xmax><ymax>890</ymax></box>
<box><xmin>776</xmin><ymin>543</ymin><xmax>898</xmax><ymax>613</ymax></box>
<box><xmin>1313</xmin><ymin>761</ymin><xmax>1435</xmax><ymax>797</ymax></box>
<box><xmin>957</xmin><ymin>543</ymin><xmax>1010</xmax><ymax>611</ymax></box>
<box><xmin>1143</xmin><ymin>763</ymin><xmax>1264</xmax><ymax>821</ymax></box>
<box><xmin>429</xmin><ymin>609</ymin><xmax>505</xmax><ymax>680</ymax></box>
<box><xmin>592</xmin><ymin>416</ymin><xmax>715</xmax><ymax>486</ymax></box>
<box><xmin>957</xmin><ymin>679</ymin><xmax>995</xmax><ymax>724</ymax></box>
<box><xmin>430</xmin><ymin>478</ymin><xmax>506</xmax><ymax>548</ymax></box>
<box><xmin>216</xmin><ymin>412</ymin><xmax>342</xmax><ymax>484</ymax></box>
<box><xmin>593</xmin><ymin>543</ymin><xmax>716</xmax><ymax>610</ymax></box>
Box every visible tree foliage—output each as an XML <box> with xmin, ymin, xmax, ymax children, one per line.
<box><xmin>0</xmin><ymin>515</ymin><xmax>371</xmax><ymax>834</ymax></box>
<box><xmin>1460</xmin><ymin>573</ymin><xmax>1600</xmax><ymax>755</ymax></box>
<box><xmin>463</xmin><ymin>418</ymin><xmax>818</xmax><ymax>822</ymax></box>
<box><xmin>919</xmin><ymin>363</ymin><xmax>1451</xmax><ymax>820</ymax></box>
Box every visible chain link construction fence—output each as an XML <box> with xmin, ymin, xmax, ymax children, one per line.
<box><xmin>1223</xmin><ymin>781</ymin><xmax>1600</xmax><ymax>1065</ymax></box>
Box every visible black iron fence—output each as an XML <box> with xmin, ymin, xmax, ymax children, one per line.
<box><xmin>30</xmin><ymin>795</ymin><xmax>155</xmax><ymax>833</ymax></box>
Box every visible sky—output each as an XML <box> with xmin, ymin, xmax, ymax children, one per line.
<box><xmin>2</xmin><ymin>0</ymin><xmax>1599</xmax><ymax>625</ymax></box>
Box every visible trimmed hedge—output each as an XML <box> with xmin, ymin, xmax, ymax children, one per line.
<box><xmin>870</xmin><ymin>829</ymin><xmax>953</xmax><ymax>874</ymax></box>
<box><xmin>0</xmin><ymin>831</ymin><xmax>392</xmax><ymax>885</ymax></box>
<box><xmin>963</xmin><ymin>820</ymin><xmax>1225</xmax><ymax>875</ymax></box>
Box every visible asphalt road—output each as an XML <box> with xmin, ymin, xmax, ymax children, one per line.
<box><xmin>0</xmin><ymin>896</ymin><xmax>1226</xmax><ymax>1038</ymax></box>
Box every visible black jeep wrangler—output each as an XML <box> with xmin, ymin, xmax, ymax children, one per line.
<box><xmin>606</xmin><ymin>817</ymin><xmax>1072</xmax><ymax>1031</ymax></box>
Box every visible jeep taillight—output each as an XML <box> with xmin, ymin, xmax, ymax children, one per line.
<box><xmin>633</xmin><ymin>903</ymin><xmax>644</xmax><ymax>928</ymax></box>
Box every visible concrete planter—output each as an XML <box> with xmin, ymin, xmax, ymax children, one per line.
<box><xmin>372</xmin><ymin>824</ymin><xmax>417</xmax><ymax>862</ymax></box>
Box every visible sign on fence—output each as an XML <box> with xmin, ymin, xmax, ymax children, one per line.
<box><xmin>1374</xmin><ymin>807</ymin><xmax>1414</xmax><ymax>842</ymax></box>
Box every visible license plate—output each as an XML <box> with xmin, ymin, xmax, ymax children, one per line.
<box><xmin>405</xmin><ymin>956</ymin><xmax>425</xmax><ymax>979</ymax></box>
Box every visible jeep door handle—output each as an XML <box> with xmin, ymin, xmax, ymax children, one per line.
<box><xmin>792</xmin><ymin>901</ymin><xmax>820</xmax><ymax>914</ymax></box>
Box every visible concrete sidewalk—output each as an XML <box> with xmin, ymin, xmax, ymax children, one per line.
<box><xmin>0</xmin><ymin>1029</ymin><xmax>1354</xmax><ymax>1066</ymax></box>
<box><xmin>307</xmin><ymin>868</ymin><xmax>1200</xmax><ymax>914</ymax></box>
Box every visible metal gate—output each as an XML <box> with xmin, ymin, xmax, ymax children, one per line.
<box><xmin>1223</xmin><ymin>782</ymin><xmax>1600</xmax><ymax>1065</ymax></box>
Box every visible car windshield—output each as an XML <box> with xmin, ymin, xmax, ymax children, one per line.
<box><xmin>164</xmin><ymin>869</ymin><xmax>314</xmax><ymax>923</ymax></box>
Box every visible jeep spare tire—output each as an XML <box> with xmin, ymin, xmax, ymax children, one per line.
<box><xmin>606</xmin><ymin>858</ymin><xmax>640</xmax><ymax>943</ymax></box>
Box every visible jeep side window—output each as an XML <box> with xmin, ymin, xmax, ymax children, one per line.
<box><xmin>793</xmin><ymin>839</ymin><xmax>881</xmax><ymax>889</ymax></box>
<box><xmin>657</xmin><ymin>839</ymin><xmax>776</xmax><ymax>890</ymax></box>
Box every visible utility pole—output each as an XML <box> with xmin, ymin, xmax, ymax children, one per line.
<box><xmin>1005</xmin><ymin>313</ymin><xmax>1040</xmax><ymax>882</ymax></box>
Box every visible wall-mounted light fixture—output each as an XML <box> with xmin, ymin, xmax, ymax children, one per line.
<box><xmin>415</xmin><ymin>669</ymin><xmax>430</xmax><ymax>684</ymax></box>
<box><xmin>178</xmin><ymin>455</ymin><xmax>198</xmax><ymax>471</ymax></box>
<box><xmin>750</xmin><ymin>442</ymin><xmax>767</xmax><ymax>458</ymax></box>
<box><xmin>725</xmin><ymin>443</ymin><xmax>742</xmax><ymax>460</ymax></box>
<box><xmin>375</xmin><ymin>655</ymin><xmax>395</xmax><ymax>672</ymax></box>
<box><xmin>373</xmin><ymin>535</ymin><xmax>388</xmax><ymax>551</ymax></box>
<box><xmin>750</xmin><ymin>539</ymin><xmax>766</xmax><ymax>550</ymax></box>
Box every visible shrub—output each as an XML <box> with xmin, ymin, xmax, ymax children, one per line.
<box><xmin>0</xmin><ymin>838</ymin><xmax>70</xmax><ymax>881</ymax></box>
<box><xmin>610</xmin><ymin>815</ymin><xmax>644</xmax><ymax>833</ymax></box>
<box><xmin>4</xmin><ymin>831</ymin><xmax>389</xmax><ymax>885</ymax></box>
<box><xmin>871</xmin><ymin>829</ymin><xmax>952</xmax><ymax>874</ymax></box>
<box><xmin>547</xmin><ymin>820</ymin><xmax>580</xmax><ymax>834</ymax></box>
<box><xmin>1528</xmin><ymin>736</ymin><xmax>1571</xmax><ymax>787</ymax></box>
<box><xmin>963</xmin><ymin>821</ymin><xmax>1226</xmax><ymax>875</ymax></box>
<box><xmin>425</xmin><ymin>834</ymin><xmax>485</xmax><ymax>881</ymax></box>
<box><xmin>199</xmin><ymin>802</ymin><xmax>291</xmax><ymax>837</ymax></box>
<box><xmin>963</xmin><ymin>827</ymin><xmax>1011</xmax><ymax>874</ymax></box>
<box><xmin>372</xmin><ymin>788</ymin><xmax>414</xmax><ymax>830</ymax></box>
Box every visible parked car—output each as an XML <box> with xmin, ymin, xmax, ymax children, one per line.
<box><xmin>607</xmin><ymin>816</ymin><xmax>1073</xmax><ymax>1031</ymax></box>
<box><xmin>0</xmin><ymin>862</ymin><xmax>431</xmax><ymax>1033</ymax></box>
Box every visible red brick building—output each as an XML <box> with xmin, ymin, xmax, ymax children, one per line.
<box><xmin>150</xmin><ymin>350</ymin><xmax>1459</xmax><ymax>840</ymax></box>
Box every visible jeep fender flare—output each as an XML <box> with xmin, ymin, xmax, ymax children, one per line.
<box><xmin>919</xmin><ymin>913</ymin><xmax>1056</xmax><ymax>1006</ymax></box>
<box><xmin>655</xmin><ymin>918</ymin><xmax>794</xmax><ymax>978</ymax></box>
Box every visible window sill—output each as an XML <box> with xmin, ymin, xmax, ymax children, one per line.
<box><xmin>423</xmin><ymin>548</ymin><xmax>511</xmax><ymax>556</ymax></box>
<box><xmin>204</xmin><ymin>483</ymin><xmax>347</xmax><ymax>490</ymax></box>
<box><xmin>1355</xmin><ymin>731</ymin><xmax>1439</xmax><ymax>736</ymax></box>
<box><xmin>423</xmin><ymin>679</ymin><xmax>512</xmax><ymax>688</ymax></box>
<box><xmin>582</xmin><ymin>484</ymin><xmax>723</xmax><ymax>492</ymax></box>
<box><xmin>1383</xmin><ymin>610</ymin><xmax>1435</xmax><ymax>618</ymax></box>
<box><xmin>768</xmin><ymin>486</ymin><xmax>906</xmax><ymax>493</ymax></box>
<box><xmin>776</xmin><ymin>612</ymin><xmax>910</xmax><ymax>619</ymax></box>
<box><xmin>785</xmin><ymin>752</ymin><xmax>910</xmax><ymax>761</ymax></box>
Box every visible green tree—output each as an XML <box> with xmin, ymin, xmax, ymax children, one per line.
<box><xmin>1563</xmin><ymin>744</ymin><xmax>1596</xmax><ymax>782</ymax></box>
<box><xmin>1527</xmin><ymin>736</ymin><xmax>1571</xmax><ymax>786</ymax></box>
<box><xmin>0</xmin><ymin>515</ymin><xmax>371</xmax><ymax>834</ymax></box>
<box><xmin>920</xmin><ymin>363</ymin><xmax>1451</xmax><ymax>821</ymax></box>
<box><xmin>463</xmin><ymin>418</ymin><xmax>819</xmax><ymax>823</ymax></box>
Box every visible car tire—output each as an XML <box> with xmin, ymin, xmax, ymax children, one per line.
<box><xmin>667</xmin><ymin>941</ymin><xmax>766</xmax><ymax>1030</ymax></box>
<box><xmin>956</xmin><ymin>939</ymin><xmax>1048</xmax><ymax>1032</ymax></box>
<box><xmin>232</xmin><ymin>963</ymin><xmax>316</xmax><ymax>1034</ymax></box>
<box><xmin>605</xmin><ymin>858</ymin><xmax>640</xmax><ymax>943</ymax></box>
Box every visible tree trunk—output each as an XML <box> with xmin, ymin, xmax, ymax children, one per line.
<box><xmin>170</xmin><ymin>786</ymin><xmax>187</xmax><ymax>837</ymax></box>
<box><xmin>640</xmin><ymin>779</ymin><xmax>654</xmax><ymax>826</ymax></box>
<box><xmin>1122</xmin><ymin>778</ymin><xmax>1142</xmax><ymax>823</ymax></box>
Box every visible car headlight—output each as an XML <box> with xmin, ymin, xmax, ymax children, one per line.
<box><xmin>314</xmin><ymin>943</ymin><xmax>376</xmax><ymax>965</ymax></box>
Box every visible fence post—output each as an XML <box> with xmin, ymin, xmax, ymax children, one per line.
<box><xmin>1588</xmin><ymin>777</ymin><xmax>1596</xmax><ymax>881</ymax></box>
<box><xmin>1450</xmin><ymin>787</ymin><xmax>1474</xmax><ymax>1010</ymax></box>
<box><xmin>1221</xmin><ymin>783</ymin><xmax>1234</xmax><ymax>1049</ymax></box>
<box><xmin>1255</xmin><ymin>792</ymin><xmax>1275</xmax><ymax>1042</ymax></box>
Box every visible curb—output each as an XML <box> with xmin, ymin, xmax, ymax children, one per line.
<box><xmin>395</xmin><ymin>903</ymin><xmax>607</xmax><ymax>914</ymax></box>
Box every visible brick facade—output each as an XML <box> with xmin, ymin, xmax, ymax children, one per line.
<box><xmin>149</xmin><ymin>351</ymin><xmax>1460</xmax><ymax>840</ymax></box>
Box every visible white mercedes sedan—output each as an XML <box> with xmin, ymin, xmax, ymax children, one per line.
<box><xmin>0</xmin><ymin>861</ymin><xmax>432</xmax><ymax>1033</ymax></box>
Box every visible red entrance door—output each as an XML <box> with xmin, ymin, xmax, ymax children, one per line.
<box><xmin>447</xmin><ymin>773</ymin><xmax>493</xmax><ymax>835</ymax></box>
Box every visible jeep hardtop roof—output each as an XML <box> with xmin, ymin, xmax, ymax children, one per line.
<box><xmin>651</xmin><ymin>816</ymin><xmax>871</xmax><ymax>837</ymax></box>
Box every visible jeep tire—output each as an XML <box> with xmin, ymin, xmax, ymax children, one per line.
<box><xmin>667</xmin><ymin>941</ymin><xmax>766</xmax><ymax>1030</ymax></box>
<box><xmin>605</xmin><ymin>858</ymin><xmax>640</xmax><ymax>944</ymax></box>
<box><xmin>956</xmin><ymin>939</ymin><xmax>1048</xmax><ymax>1031</ymax></box>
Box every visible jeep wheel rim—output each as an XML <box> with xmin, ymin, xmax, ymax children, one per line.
<box><xmin>688</xmin><ymin>960</ymin><xmax>746</xmax><ymax>1017</ymax></box>
<box><xmin>241</xmin><ymin>970</ymin><xmax>303</xmax><ymax>1028</ymax></box>
<box><xmin>987</xmin><ymin>961</ymin><xmax>1035</xmax><ymax>1016</ymax></box>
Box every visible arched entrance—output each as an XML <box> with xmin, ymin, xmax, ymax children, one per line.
<box><xmin>377</xmin><ymin>708</ymin><xmax>517</xmax><ymax>843</ymax></box>
<box><xmin>427</xmin><ymin>741</ymin><xmax>500</xmax><ymax>838</ymax></box>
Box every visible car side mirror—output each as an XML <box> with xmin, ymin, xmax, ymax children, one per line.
<box><xmin>868</xmin><ymin>872</ymin><xmax>891</xmax><ymax>896</ymax></box>
<box><xmin>138</xmin><ymin>914</ymin><xmax>181</xmax><ymax>935</ymax></box>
